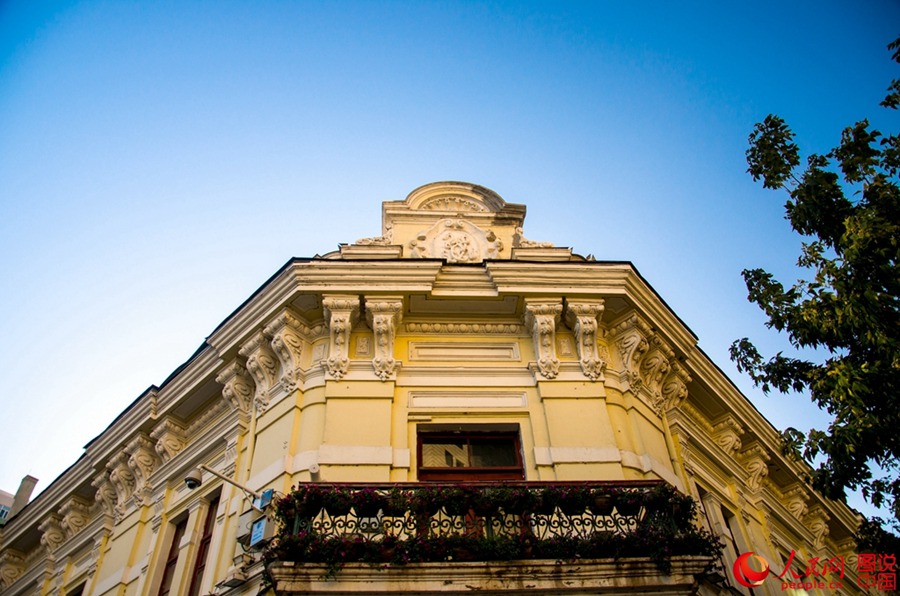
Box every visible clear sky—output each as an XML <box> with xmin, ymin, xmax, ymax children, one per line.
<box><xmin>1</xmin><ymin>1</ymin><xmax>898</xmax><ymax>516</ymax></box>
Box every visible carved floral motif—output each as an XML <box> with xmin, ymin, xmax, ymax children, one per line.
<box><xmin>365</xmin><ymin>297</ymin><xmax>403</xmax><ymax>381</ymax></box>
<box><xmin>150</xmin><ymin>418</ymin><xmax>187</xmax><ymax>464</ymax></box>
<box><xmin>265</xmin><ymin>308</ymin><xmax>316</xmax><ymax>392</ymax></box>
<box><xmin>513</xmin><ymin>226</ymin><xmax>554</xmax><ymax>248</ymax></box>
<box><xmin>420</xmin><ymin>196</ymin><xmax>488</xmax><ymax>212</ymax></box>
<box><xmin>612</xmin><ymin>314</ymin><xmax>652</xmax><ymax>390</ymax></box>
<box><xmin>240</xmin><ymin>331</ymin><xmax>280</xmax><ymax>412</ymax></box>
<box><xmin>107</xmin><ymin>453</ymin><xmax>136</xmax><ymax>517</ymax></box>
<box><xmin>125</xmin><ymin>434</ymin><xmax>161</xmax><ymax>501</ymax></box>
<box><xmin>0</xmin><ymin>550</ymin><xmax>25</xmax><ymax>589</ymax></box>
<box><xmin>92</xmin><ymin>473</ymin><xmax>117</xmax><ymax>519</ymax></box>
<box><xmin>323</xmin><ymin>296</ymin><xmax>360</xmax><ymax>380</ymax></box>
<box><xmin>405</xmin><ymin>322</ymin><xmax>522</xmax><ymax>334</ymax></box>
<box><xmin>408</xmin><ymin>219</ymin><xmax>502</xmax><ymax>263</ymax></box>
<box><xmin>565</xmin><ymin>301</ymin><xmax>606</xmax><ymax>380</ymax></box>
<box><xmin>712</xmin><ymin>415</ymin><xmax>745</xmax><ymax>455</ymax></box>
<box><xmin>217</xmin><ymin>361</ymin><xmax>255</xmax><ymax>416</ymax></box>
<box><xmin>525</xmin><ymin>300</ymin><xmax>563</xmax><ymax>379</ymax></box>
<box><xmin>739</xmin><ymin>444</ymin><xmax>771</xmax><ymax>493</ymax></box>
<box><xmin>60</xmin><ymin>496</ymin><xmax>92</xmax><ymax>538</ymax></box>
<box><xmin>610</xmin><ymin>313</ymin><xmax>690</xmax><ymax>413</ymax></box>
<box><xmin>806</xmin><ymin>506</ymin><xmax>831</xmax><ymax>550</ymax></box>
<box><xmin>782</xmin><ymin>485</ymin><xmax>809</xmax><ymax>521</ymax></box>
<box><xmin>38</xmin><ymin>514</ymin><xmax>66</xmax><ymax>553</ymax></box>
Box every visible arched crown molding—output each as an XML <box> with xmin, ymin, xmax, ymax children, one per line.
<box><xmin>402</xmin><ymin>181</ymin><xmax>514</xmax><ymax>214</ymax></box>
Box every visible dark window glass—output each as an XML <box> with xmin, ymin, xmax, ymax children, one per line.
<box><xmin>418</xmin><ymin>431</ymin><xmax>523</xmax><ymax>481</ymax></box>
<box><xmin>158</xmin><ymin>518</ymin><xmax>187</xmax><ymax>596</ymax></box>
<box><xmin>187</xmin><ymin>496</ymin><xmax>219</xmax><ymax>596</ymax></box>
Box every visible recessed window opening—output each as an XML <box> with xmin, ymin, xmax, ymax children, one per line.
<box><xmin>417</xmin><ymin>424</ymin><xmax>524</xmax><ymax>481</ymax></box>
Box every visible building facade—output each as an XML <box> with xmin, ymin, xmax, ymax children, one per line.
<box><xmin>0</xmin><ymin>182</ymin><xmax>865</xmax><ymax>595</ymax></box>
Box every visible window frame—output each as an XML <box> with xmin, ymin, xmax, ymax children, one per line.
<box><xmin>417</xmin><ymin>429</ymin><xmax>524</xmax><ymax>481</ymax></box>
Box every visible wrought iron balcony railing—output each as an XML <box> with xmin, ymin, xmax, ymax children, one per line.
<box><xmin>266</xmin><ymin>481</ymin><xmax>722</xmax><ymax>575</ymax></box>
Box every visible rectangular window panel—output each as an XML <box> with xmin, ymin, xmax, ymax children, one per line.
<box><xmin>418</xmin><ymin>430</ymin><xmax>523</xmax><ymax>481</ymax></box>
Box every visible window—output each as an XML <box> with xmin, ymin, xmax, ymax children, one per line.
<box><xmin>158</xmin><ymin>517</ymin><xmax>187</xmax><ymax>596</ymax></box>
<box><xmin>417</xmin><ymin>427</ymin><xmax>523</xmax><ymax>481</ymax></box>
<box><xmin>187</xmin><ymin>496</ymin><xmax>219</xmax><ymax>596</ymax></box>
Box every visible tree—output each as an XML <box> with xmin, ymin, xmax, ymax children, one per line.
<box><xmin>731</xmin><ymin>37</ymin><xmax>900</xmax><ymax>521</ymax></box>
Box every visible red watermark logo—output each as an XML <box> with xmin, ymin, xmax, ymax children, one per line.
<box><xmin>733</xmin><ymin>552</ymin><xmax>769</xmax><ymax>588</ymax></box>
<box><xmin>731</xmin><ymin>550</ymin><xmax>897</xmax><ymax>592</ymax></box>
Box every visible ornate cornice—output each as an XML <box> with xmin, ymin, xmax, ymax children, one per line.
<box><xmin>365</xmin><ymin>297</ymin><xmax>403</xmax><ymax>381</ymax></box>
<box><xmin>405</xmin><ymin>322</ymin><xmax>522</xmax><ymax>334</ymax></box>
<box><xmin>565</xmin><ymin>300</ymin><xmax>606</xmax><ymax>381</ymax></box>
<box><xmin>524</xmin><ymin>299</ymin><xmax>563</xmax><ymax>379</ymax></box>
<box><xmin>322</xmin><ymin>295</ymin><xmax>360</xmax><ymax>380</ymax></box>
<box><xmin>610</xmin><ymin>313</ymin><xmax>689</xmax><ymax>414</ymax></box>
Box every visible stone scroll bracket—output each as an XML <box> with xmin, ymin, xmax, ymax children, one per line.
<box><xmin>125</xmin><ymin>433</ymin><xmax>161</xmax><ymax>507</ymax></box>
<box><xmin>322</xmin><ymin>295</ymin><xmax>361</xmax><ymax>380</ymax></box>
<box><xmin>240</xmin><ymin>331</ymin><xmax>280</xmax><ymax>414</ymax></box>
<box><xmin>364</xmin><ymin>296</ymin><xmax>404</xmax><ymax>381</ymax></box>
<box><xmin>150</xmin><ymin>417</ymin><xmax>187</xmax><ymax>465</ymax></box>
<box><xmin>738</xmin><ymin>442</ymin><xmax>772</xmax><ymax>495</ymax></box>
<box><xmin>216</xmin><ymin>360</ymin><xmax>256</xmax><ymax>423</ymax></box>
<box><xmin>524</xmin><ymin>299</ymin><xmax>563</xmax><ymax>380</ymax></box>
<box><xmin>609</xmin><ymin>312</ymin><xmax>691</xmax><ymax>415</ymax></box>
<box><xmin>264</xmin><ymin>307</ymin><xmax>325</xmax><ymax>393</ymax></box>
<box><xmin>564</xmin><ymin>300</ymin><xmax>606</xmax><ymax>381</ymax></box>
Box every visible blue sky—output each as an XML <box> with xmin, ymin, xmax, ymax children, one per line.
<box><xmin>1</xmin><ymin>1</ymin><xmax>898</xmax><ymax>515</ymax></box>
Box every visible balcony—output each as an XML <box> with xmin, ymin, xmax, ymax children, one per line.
<box><xmin>263</xmin><ymin>481</ymin><xmax>722</xmax><ymax>595</ymax></box>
